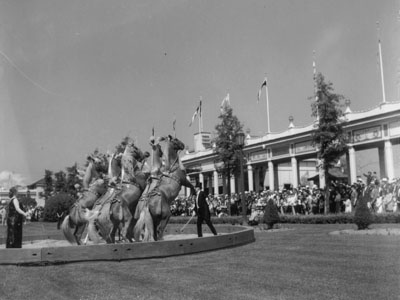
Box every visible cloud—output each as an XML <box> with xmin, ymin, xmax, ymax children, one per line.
<box><xmin>0</xmin><ymin>170</ymin><xmax>27</xmax><ymax>188</ymax></box>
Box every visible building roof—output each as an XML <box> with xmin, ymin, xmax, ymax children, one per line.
<box><xmin>27</xmin><ymin>178</ymin><xmax>45</xmax><ymax>189</ymax></box>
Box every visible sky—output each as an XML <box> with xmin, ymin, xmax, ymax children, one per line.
<box><xmin>0</xmin><ymin>0</ymin><xmax>399</xmax><ymax>185</ymax></box>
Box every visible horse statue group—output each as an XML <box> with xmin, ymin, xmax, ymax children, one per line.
<box><xmin>61</xmin><ymin>135</ymin><xmax>195</xmax><ymax>245</ymax></box>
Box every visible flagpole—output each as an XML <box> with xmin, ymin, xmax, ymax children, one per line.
<box><xmin>173</xmin><ymin>116</ymin><xmax>176</xmax><ymax>138</ymax></box>
<box><xmin>265</xmin><ymin>76</ymin><xmax>271</xmax><ymax>133</ymax></box>
<box><xmin>198</xmin><ymin>97</ymin><xmax>202</xmax><ymax>134</ymax></box>
<box><xmin>313</xmin><ymin>50</ymin><xmax>319</xmax><ymax>121</ymax></box>
<box><xmin>377</xmin><ymin>21</ymin><xmax>386</xmax><ymax>103</ymax></box>
<box><xmin>151</xmin><ymin>126</ymin><xmax>155</xmax><ymax>172</ymax></box>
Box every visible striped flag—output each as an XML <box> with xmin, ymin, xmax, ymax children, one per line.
<box><xmin>257</xmin><ymin>78</ymin><xmax>267</xmax><ymax>103</ymax></box>
<box><xmin>188</xmin><ymin>101</ymin><xmax>201</xmax><ymax>127</ymax></box>
<box><xmin>220</xmin><ymin>93</ymin><xmax>230</xmax><ymax>113</ymax></box>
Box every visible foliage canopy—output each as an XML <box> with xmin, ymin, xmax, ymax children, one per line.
<box><xmin>311</xmin><ymin>73</ymin><xmax>348</xmax><ymax>173</ymax></box>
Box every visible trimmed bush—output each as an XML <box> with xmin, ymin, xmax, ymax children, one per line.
<box><xmin>354</xmin><ymin>195</ymin><xmax>374</xmax><ymax>230</ymax></box>
<box><xmin>262</xmin><ymin>199</ymin><xmax>281</xmax><ymax>229</ymax></box>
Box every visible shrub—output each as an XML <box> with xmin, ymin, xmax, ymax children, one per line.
<box><xmin>354</xmin><ymin>195</ymin><xmax>374</xmax><ymax>230</ymax></box>
<box><xmin>168</xmin><ymin>211</ymin><xmax>400</xmax><ymax>226</ymax></box>
<box><xmin>43</xmin><ymin>193</ymin><xmax>75</xmax><ymax>222</ymax></box>
<box><xmin>262</xmin><ymin>199</ymin><xmax>281</xmax><ymax>229</ymax></box>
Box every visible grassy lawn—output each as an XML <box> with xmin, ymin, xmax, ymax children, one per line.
<box><xmin>0</xmin><ymin>222</ymin><xmax>399</xmax><ymax>300</ymax></box>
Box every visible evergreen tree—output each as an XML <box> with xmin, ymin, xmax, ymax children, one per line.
<box><xmin>311</xmin><ymin>73</ymin><xmax>348</xmax><ymax>213</ymax></box>
<box><xmin>213</xmin><ymin>104</ymin><xmax>244</xmax><ymax>200</ymax></box>
<box><xmin>262</xmin><ymin>198</ymin><xmax>280</xmax><ymax>229</ymax></box>
<box><xmin>66</xmin><ymin>163</ymin><xmax>81</xmax><ymax>198</ymax></box>
<box><xmin>43</xmin><ymin>169</ymin><xmax>54</xmax><ymax>200</ymax></box>
<box><xmin>354</xmin><ymin>192</ymin><xmax>374</xmax><ymax>230</ymax></box>
<box><xmin>54</xmin><ymin>170</ymin><xmax>67</xmax><ymax>193</ymax></box>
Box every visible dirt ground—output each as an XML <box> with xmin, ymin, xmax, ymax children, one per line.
<box><xmin>0</xmin><ymin>232</ymin><xmax>215</xmax><ymax>249</ymax></box>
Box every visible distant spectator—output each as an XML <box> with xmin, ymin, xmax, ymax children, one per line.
<box><xmin>344</xmin><ymin>197</ymin><xmax>352</xmax><ymax>213</ymax></box>
<box><xmin>363</xmin><ymin>171</ymin><xmax>373</xmax><ymax>186</ymax></box>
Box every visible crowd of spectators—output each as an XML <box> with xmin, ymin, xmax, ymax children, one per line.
<box><xmin>170</xmin><ymin>172</ymin><xmax>400</xmax><ymax>219</ymax></box>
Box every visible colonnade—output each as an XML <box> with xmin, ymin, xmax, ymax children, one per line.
<box><xmin>186</xmin><ymin>137</ymin><xmax>397</xmax><ymax>195</ymax></box>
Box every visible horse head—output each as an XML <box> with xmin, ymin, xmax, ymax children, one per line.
<box><xmin>87</xmin><ymin>153</ymin><xmax>108</xmax><ymax>174</ymax></box>
<box><xmin>159</xmin><ymin>135</ymin><xmax>185</xmax><ymax>171</ymax></box>
<box><xmin>168</xmin><ymin>135</ymin><xmax>185</xmax><ymax>151</ymax></box>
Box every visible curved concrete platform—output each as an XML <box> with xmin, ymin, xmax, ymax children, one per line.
<box><xmin>0</xmin><ymin>225</ymin><xmax>255</xmax><ymax>265</ymax></box>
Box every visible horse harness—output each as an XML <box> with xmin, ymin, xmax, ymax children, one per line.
<box><xmin>138</xmin><ymin>161</ymin><xmax>182</xmax><ymax>205</ymax></box>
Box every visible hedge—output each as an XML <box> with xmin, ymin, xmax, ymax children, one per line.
<box><xmin>168</xmin><ymin>213</ymin><xmax>400</xmax><ymax>226</ymax></box>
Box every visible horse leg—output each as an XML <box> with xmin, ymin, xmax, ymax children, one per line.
<box><xmin>118</xmin><ymin>204</ymin><xmax>133</xmax><ymax>243</ymax></box>
<box><xmin>125</xmin><ymin>217</ymin><xmax>137</xmax><ymax>242</ymax></box>
<box><xmin>73</xmin><ymin>224</ymin><xmax>86</xmax><ymax>245</ymax></box>
<box><xmin>109</xmin><ymin>223</ymin><xmax>118</xmax><ymax>244</ymax></box>
<box><xmin>157</xmin><ymin>211</ymin><xmax>171</xmax><ymax>241</ymax></box>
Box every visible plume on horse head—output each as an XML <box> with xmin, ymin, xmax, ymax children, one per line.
<box><xmin>150</xmin><ymin>136</ymin><xmax>163</xmax><ymax>158</ymax></box>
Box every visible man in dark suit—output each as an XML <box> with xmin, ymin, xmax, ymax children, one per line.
<box><xmin>193</xmin><ymin>182</ymin><xmax>217</xmax><ymax>237</ymax></box>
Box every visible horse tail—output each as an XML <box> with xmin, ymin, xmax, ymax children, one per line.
<box><xmin>133</xmin><ymin>204</ymin><xmax>154</xmax><ymax>242</ymax></box>
<box><xmin>84</xmin><ymin>209</ymin><xmax>102</xmax><ymax>244</ymax></box>
<box><xmin>61</xmin><ymin>216</ymin><xmax>76</xmax><ymax>244</ymax></box>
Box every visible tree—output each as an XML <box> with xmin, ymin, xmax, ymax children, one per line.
<box><xmin>19</xmin><ymin>193</ymin><xmax>37</xmax><ymax>210</ymax></box>
<box><xmin>43</xmin><ymin>169</ymin><xmax>54</xmax><ymax>200</ymax></box>
<box><xmin>115</xmin><ymin>136</ymin><xmax>131</xmax><ymax>154</ymax></box>
<box><xmin>311</xmin><ymin>73</ymin><xmax>348</xmax><ymax>213</ymax></box>
<box><xmin>213</xmin><ymin>104</ymin><xmax>244</xmax><ymax>207</ymax></box>
<box><xmin>66</xmin><ymin>163</ymin><xmax>81</xmax><ymax>198</ymax></box>
<box><xmin>54</xmin><ymin>170</ymin><xmax>67</xmax><ymax>193</ymax></box>
<box><xmin>354</xmin><ymin>192</ymin><xmax>374</xmax><ymax>230</ymax></box>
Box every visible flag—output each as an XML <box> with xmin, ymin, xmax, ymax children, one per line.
<box><xmin>220</xmin><ymin>93</ymin><xmax>230</xmax><ymax>113</ymax></box>
<box><xmin>257</xmin><ymin>78</ymin><xmax>267</xmax><ymax>103</ymax></box>
<box><xmin>152</xmin><ymin>126</ymin><xmax>154</xmax><ymax>137</ymax></box>
<box><xmin>199</xmin><ymin>100</ymin><xmax>202</xmax><ymax>117</ymax></box>
<box><xmin>188</xmin><ymin>102</ymin><xmax>200</xmax><ymax>127</ymax></box>
<box><xmin>173</xmin><ymin>117</ymin><xmax>176</xmax><ymax>131</ymax></box>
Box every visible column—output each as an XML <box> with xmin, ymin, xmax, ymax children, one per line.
<box><xmin>254</xmin><ymin>167</ymin><xmax>260</xmax><ymax>193</ymax></box>
<box><xmin>208</xmin><ymin>174</ymin><xmax>213</xmax><ymax>195</ymax></box>
<box><xmin>268</xmin><ymin>160</ymin><xmax>275</xmax><ymax>191</ymax></box>
<box><xmin>378</xmin><ymin>147</ymin><xmax>386</xmax><ymax>178</ymax></box>
<box><xmin>213</xmin><ymin>171</ymin><xmax>219</xmax><ymax>195</ymax></box>
<box><xmin>348</xmin><ymin>146</ymin><xmax>357</xmax><ymax>184</ymax></box>
<box><xmin>318</xmin><ymin>159</ymin><xmax>326</xmax><ymax>189</ymax></box>
<box><xmin>247</xmin><ymin>164</ymin><xmax>254</xmax><ymax>192</ymax></box>
<box><xmin>291</xmin><ymin>156</ymin><xmax>298</xmax><ymax>189</ymax></box>
<box><xmin>230</xmin><ymin>175</ymin><xmax>236</xmax><ymax>194</ymax></box>
<box><xmin>384</xmin><ymin>140</ymin><xmax>394</xmax><ymax>180</ymax></box>
<box><xmin>199</xmin><ymin>173</ymin><xmax>204</xmax><ymax>190</ymax></box>
<box><xmin>186</xmin><ymin>175</ymin><xmax>192</xmax><ymax>196</ymax></box>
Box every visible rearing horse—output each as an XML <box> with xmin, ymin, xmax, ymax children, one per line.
<box><xmin>61</xmin><ymin>155</ymin><xmax>109</xmax><ymax>245</ymax></box>
<box><xmin>61</xmin><ymin>177</ymin><xmax>108</xmax><ymax>245</ymax></box>
<box><xmin>87</xmin><ymin>141</ymin><xmax>150</xmax><ymax>243</ymax></box>
<box><xmin>133</xmin><ymin>135</ymin><xmax>195</xmax><ymax>242</ymax></box>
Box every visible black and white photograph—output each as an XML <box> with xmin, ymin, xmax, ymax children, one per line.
<box><xmin>0</xmin><ymin>1</ymin><xmax>399</xmax><ymax>299</ymax></box>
